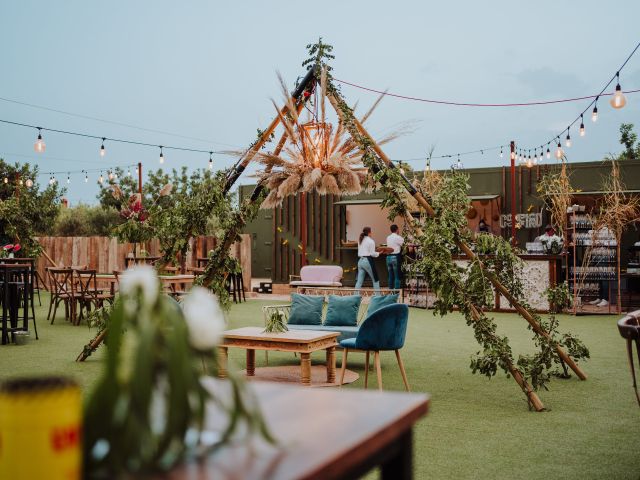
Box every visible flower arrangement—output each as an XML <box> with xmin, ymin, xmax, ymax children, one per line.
<box><xmin>83</xmin><ymin>266</ymin><xmax>271</xmax><ymax>477</ymax></box>
<box><xmin>1</xmin><ymin>243</ymin><xmax>21</xmax><ymax>258</ymax></box>
<box><xmin>540</xmin><ymin>234</ymin><xmax>564</xmax><ymax>254</ymax></box>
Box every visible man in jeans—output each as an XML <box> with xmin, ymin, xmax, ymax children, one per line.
<box><xmin>386</xmin><ymin>224</ymin><xmax>404</xmax><ymax>290</ymax></box>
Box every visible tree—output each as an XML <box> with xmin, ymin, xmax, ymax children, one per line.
<box><xmin>0</xmin><ymin>159</ymin><xmax>64</xmax><ymax>256</ymax></box>
<box><xmin>618</xmin><ymin>123</ymin><xmax>639</xmax><ymax>161</ymax></box>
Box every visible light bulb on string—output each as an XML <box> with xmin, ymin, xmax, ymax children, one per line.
<box><xmin>456</xmin><ymin>155</ymin><xmax>463</xmax><ymax>169</ymax></box>
<box><xmin>127</xmin><ymin>168</ymin><xmax>132</xmax><ymax>177</ymax></box>
<box><xmin>580</xmin><ymin>114</ymin><xmax>585</xmax><ymax>137</ymax></box>
<box><xmin>84</xmin><ymin>171</ymin><xmax>88</xmax><ymax>183</ymax></box>
<box><xmin>100</xmin><ymin>138</ymin><xmax>106</xmax><ymax>157</ymax></box>
<box><xmin>3</xmin><ymin>177</ymin><xmax>7</xmax><ymax>184</ymax></box>
<box><xmin>592</xmin><ymin>97</ymin><xmax>599</xmax><ymax>122</ymax></box>
<box><xmin>565</xmin><ymin>128</ymin><xmax>572</xmax><ymax>148</ymax></box>
<box><xmin>533</xmin><ymin>150</ymin><xmax>539</xmax><ymax>165</ymax></box>
<box><xmin>98</xmin><ymin>172</ymin><xmax>104</xmax><ymax>184</ymax></box>
<box><xmin>500</xmin><ymin>147</ymin><xmax>504</xmax><ymax>158</ymax></box>
<box><xmin>555</xmin><ymin>138</ymin><xmax>563</xmax><ymax>159</ymax></box>
<box><xmin>526</xmin><ymin>151</ymin><xmax>532</xmax><ymax>168</ymax></box>
<box><xmin>609</xmin><ymin>72</ymin><xmax>627</xmax><ymax>109</ymax></box>
<box><xmin>67</xmin><ymin>173</ymin><xmax>70</xmax><ymax>184</ymax></box>
<box><xmin>34</xmin><ymin>128</ymin><xmax>46</xmax><ymax>153</ymax></box>
<box><xmin>159</xmin><ymin>146</ymin><xmax>164</xmax><ymax>164</ymax></box>
<box><xmin>18</xmin><ymin>178</ymin><xmax>23</xmax><ymax>186</ymax></box>
<box><xmin>209</xmin><ymin>151</ymin><xmax>213</xmax><ymax>170</ymax></box>
<box><xmin>108</xmin><ymin>170</ymin><xmax>114</xmax><ymax>181</ymax></box>
<box><xmin>25</xmin><ymin>178</ymin><xmax>33</xmax><ymax>188</ymax></box>
<box><xmin>546</xmin><ymin>143</ymin><xmax>551</xmax><ymax>159</ymax></box>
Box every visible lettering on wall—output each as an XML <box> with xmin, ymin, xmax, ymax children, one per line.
<box><xmin>499</xmin><ymin>213</ymin><xmax>542</xmax><ymax>229</ymax></box>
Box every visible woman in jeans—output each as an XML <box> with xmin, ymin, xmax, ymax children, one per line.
<box><xmin>355</xmin><ymin>226</ymin><xmax>380</xmax><ymax>291</ymax></box>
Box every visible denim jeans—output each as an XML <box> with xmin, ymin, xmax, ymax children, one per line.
<box><xmin>386</xmin><ymin>254</ymin><xmax>402</xmax><ymax>289</ymax></box>
<box><xmin>355</xmin><ymin>257</ymin><xmax>380</xmax><ymax>291</ymax></box>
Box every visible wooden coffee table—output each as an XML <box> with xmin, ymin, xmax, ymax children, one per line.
<box><xmin>219</xmin><ymin>327</ymin><xmax>339</xmax><ymax>386</ymax></box>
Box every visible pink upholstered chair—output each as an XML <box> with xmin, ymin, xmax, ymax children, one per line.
<box><xmin>289</xmin><ymin>265</ymin><xmax>343</xmax><ymax>287</ymax></box>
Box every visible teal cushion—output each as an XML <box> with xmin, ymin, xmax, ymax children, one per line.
<box><xmin>288</xmin><ymin>294</ymin><xmax>324</xmax><ymax>325</ymax></box>
<box><xmin>367</xmin><ymin>294</ymin><xmax>399</xmax><ymax>316</ymax></box>
<box><xmin>324</xmin><ymin>295</ymin><xmax>361</xmax><ymax>327</ymax></box>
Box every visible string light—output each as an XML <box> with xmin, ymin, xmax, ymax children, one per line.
<box><xmin>159</xmin><ymin>146</ymin><xmax>164</xmax><ymax>164</ymax></box>
<box><xmin>127</xmin><ymin>168</ymin><xmax>132</xmax><ymax>177</ymax></box>
<box><xmin>565</xmin><ymin>128</ymin><xmax>572</xmax><ymax>148</ymax></box>
<box><xmin>100</xmin><ymin>137</ymin><xmax>106</xmax><ymax>157</ymax></box>
<box><xmin>526</xmin><ymin>151</ymin><xmax>532</xmax><ymax>168</ymax></box>
<box><xmin>500</xmin><ymin>147</ymin><xmax>503</xmax><ymax>158</ymax></box>
<box><xmin>555</xmin><ymin>138</ymin><xmax>563</xmax><ymax>159</ymax></box>
<box><xmin>25</xmin><ymin>178</ymin><xmax>33</xmax><ymax>188</ymax></box>
<box><xmin>209</xmin><ymin>151</ymin><xmax>213</xmax><ymax>170</ymax></box>
<box><xmin>98</xmin><ymin>172</ymin><xmax>104</xmax><ymax>184</ymax></box>
<box><xmin>534</xmin><ymin>149</ymin><xmax>539</xmax><ymax>165</ymax></box>
<box><xmin>108</xmin><ymin>170</ymin><xmax>114</xmax><ymax>181</ymax></box>
<box><xmin>592</xmin><ymin>97</ymin><xmax>599</xmax><ymax>122</ymax></box>
<box><xmin>546</xmin><ymin>143</ymin><xmax>551</xmax><ymax>159</ymax></box>
<box><xmin>3</xmin><ymin>177</ymin><xmax>7</xmax><ymax>184</ymax></box>
<box><xmin>610</xmin><ymin>72</ymin><xmax>627</xmax><ymax>109</ymax></box>
<box><xmin>579</xmin><ymin>114</ymin><xmax>585</xmax><ymax>137</ymax></box>
<box><xmin>84</xmin><ymin>170</ymin><xmax>88</xmax><ymax>183</ymax></box>
<box><xmin>34</xmin><ymin>128</ymin><xmax>46</xmax><ymax>153</ymax></box>
<box><xmin>67</xmin><ymin>173</ymin><xmax>71</xmax><ymax>184</ymax></box>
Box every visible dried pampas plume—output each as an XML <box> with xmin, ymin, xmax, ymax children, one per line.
<box><xmin>254</xmin><ymin>70</ymin><xmax>407</xmax><ymax>209</ymax></box>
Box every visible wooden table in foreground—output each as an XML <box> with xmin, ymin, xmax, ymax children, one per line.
<box><xmin>158</xmin><ymin>379</ymin><xmax>430</xmax><ymax>480</ymax></box>
<box><xmin>219</xmin><ymin>327</ymin><xmax>339</xmax><ymax>386</ymax></box>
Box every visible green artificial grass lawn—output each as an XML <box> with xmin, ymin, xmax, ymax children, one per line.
<box><xmin>1</xmin><ymin>293</ymin><xmax>638</xmax><ymax>479</ymax></box>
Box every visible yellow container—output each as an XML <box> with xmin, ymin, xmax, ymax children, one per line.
<box><xmin>0</xmin><ymin>377</ymin><xmax>82</xmax><ymax>480</ymax></box>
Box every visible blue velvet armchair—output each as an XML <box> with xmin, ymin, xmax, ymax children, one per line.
<box><xmin>339</xmin><ymin>303</ymin><xmax>410</xmax><ymax>391</ymax></box>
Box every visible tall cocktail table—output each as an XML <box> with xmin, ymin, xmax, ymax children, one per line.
<box><xmin>219</xmin><ymin>327</ymin><xmax>339</xmax><ymax>386</ymax></box>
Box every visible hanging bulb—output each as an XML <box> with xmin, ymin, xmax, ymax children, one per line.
<box><xmin>555</xmin><ymin>139</ymin><xmax>563</xmax><ymax>159</ymax></box>
<box><xmin>52</xmin><ymin>176</ymin><xmax>57</xmax><ymax>185</ymax></box>
<box><xmin>127</xmin><ymin>168</ymin><xmax>132</xmax><ymax>177</ymax></box>
<box><xmin>84</xmin><ymin>172</ymin><xmax>88</xmax><ymax>183</ymax></box>
<box><xmin>108</xmin><ymin>171</ymin><xmax>114</xmax><ymax>181</ymax></box>
<box><xmin>99</xmin><ymin>172</ymin><xmax>104</xmax><ymax>184</ymax></box>
<box><xmin>18</xmin><ymin>178</ymin><xmax>23</xmax><ymax>186</ymax></box>
<box><xmin>34</xmin><ymin>128</ymin><xmax>46</xmax><ymax>153</ymax></box>
<box><xmin>135</xmin><ymin>166</ymin><xmax>139</xmax><ymax>176</ymax></box>
<box><xmin>533</xmin><ymin>151</ymin><xmax>538</xmax><ymax>165</ymax></box>
<box><xmin>209</xmin><ymin>151</ymin><xmax>213</xmax><ymax>170</ymax></box>
<box><xmin>25</xmin><ymin>178</ymin><xmax>33</xmax><ymax>188</ymax></box>
<box><xmin>500</xmin><ymin>147</ymin><xmax>504</xmax><ymax>158</ymax></box>
<box><xmin>565</xmin><ymin>128</ymin><xmax>572</xmax><ymax>148</ymax></box>
<box><xmin>425</xmin><ymin>159</ymin><xmax>431</xmax><ymax>171</ymax></box>
<box><xmin>159</xmin><ymin>146</ymin><xmax>164</xmax><ymax>164</ymax></box>
<box><xmin>546</xmin><ymin>144</ymin><xmax>551</xmax><ymax>159</ymax></box>
<box><xmin>609</xmin><ymin>72</ymin><xmax>627</xmax><ymax>109</ymax></box>
<box><xmin>579</xmin><ymin>114</ymin><xmax>585</xmax><ymax>137</ymax></box>
<box><xmin>592</xmin><ymin>98</ymin><xmax>599</xmax><ymax>122</ymax></box>
<box><xmin>67</xmin><ymin>174</ymin><xmax>70</xmax><ymax>184</ymax></box>
<box><xmin>3</xmin><ymin>177</ymin><xmax>7</xmax><ymax>184</ymax></box>
<box><xmin>100</xmin><ymin>138</ymin><xmax>106</xmax><ymax>157</ymax></box>
<box><xmin>526</xmin><ymin>155</ymin><xmax>533</xmax><ymax>168</ymax></box>
<box><xmin>456</xmin><ymin>155</ymin><xmax>463</xmax><ymax>169</ymax></box>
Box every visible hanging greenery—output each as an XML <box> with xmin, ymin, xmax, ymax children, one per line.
<box><xmin>305</xmin><ymin>40</ymin><xmax>588</xmax><ymax>407</ymax></box>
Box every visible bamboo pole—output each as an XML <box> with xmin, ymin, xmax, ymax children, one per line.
<box><xmin>327</xmin><ymin>92</ymin><xmax>587</xmax><ymax>384</ymax></box>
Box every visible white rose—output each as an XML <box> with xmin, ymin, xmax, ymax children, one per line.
<box><xmin>182</xmin><ymin>287</ymin><xmax>226</xmax><ymax>351</ymax></box>
<box><xmin>120</xmin><ymin>265</ymin><xmax>159</xmax><ymax>306</ymax></box>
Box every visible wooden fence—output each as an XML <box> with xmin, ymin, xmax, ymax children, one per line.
<box><xmin>35</xmin><ymin>234</ymin><xmax>251</xmax><ymax>289</ymax></box>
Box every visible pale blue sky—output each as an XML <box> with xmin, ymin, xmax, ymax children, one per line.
<box><xmin>1</xmin><ymin>1</ymin><xmax>639</xmax><ymax>203</ymax></box>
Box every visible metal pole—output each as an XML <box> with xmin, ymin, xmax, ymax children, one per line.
<box><xmin>510</xmin><ymin>141</ymin><xmax>517</xmax><ymax>246</ymax></box>
<box><xmin>137</xmin><ymin>162</ymin><xmax>142</xmax><ymax>194</ymax></box>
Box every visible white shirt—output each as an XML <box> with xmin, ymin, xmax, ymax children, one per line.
<box><xmin>358</xmin><ymin>236</ymin><xmax>379</xmax><ymax>257</ymax></box>
<box><xmin>386</xmin><ymin>232</ymin><xmax>404</xmax><ymax>254</ymax></box>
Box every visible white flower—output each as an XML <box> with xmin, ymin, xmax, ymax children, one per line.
<box><xmin>182</xmin><ymin>287</ymin><xmax>226</xmax><ymax>351</ymax></box>
<box><xmin>120</xmin><ymin>265</ymin><xmax>159</xmax><ymax>306</ymax></box>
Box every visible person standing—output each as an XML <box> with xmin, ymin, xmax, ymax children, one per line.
<box><xmin>386</xmin><ymin>224</ymin><xmax>404</xmax><ymax>290</ymax></box>
<box><xmin>355</xmin><ymin>226</ymin><xmax>380</xmax><ymax>291</ymax></box>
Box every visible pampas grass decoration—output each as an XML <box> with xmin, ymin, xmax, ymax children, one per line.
<box><xmin>253</xmin><ymin>70</ymin><xmax>406</xmax><ymax>208</ymax></box>
<box><xmin>319</xmin><ymin>172</ymin><xmax>341</xmax><ymax>195</ymax></box>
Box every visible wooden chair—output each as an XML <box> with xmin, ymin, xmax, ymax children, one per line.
<box><xmin>339</xmin><ymin>304</ymin><xmax>410</xmax><ymax>391</ymax></box>
<box><xmin>46</xmin><ymin>268</ymin><xmax>74</xmax><ymax>323</ymax></box>
<box><xmin>76</xmin><ymin>270</ymin><xmax>115</xmax><ymax>324</ymax></box>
